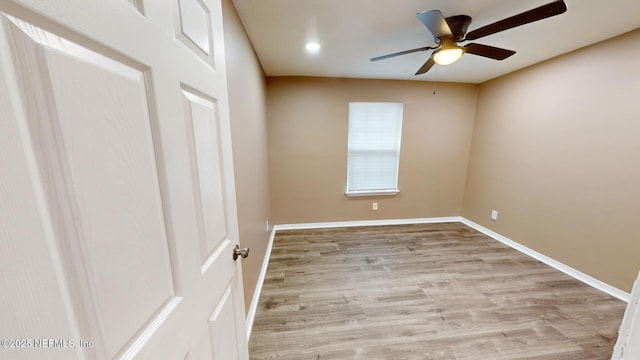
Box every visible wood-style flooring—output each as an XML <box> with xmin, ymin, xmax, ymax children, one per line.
<box><xmin>249</xmin><ymin>223</ymin><xmax>626</xmax><ymax>360</ymax></box>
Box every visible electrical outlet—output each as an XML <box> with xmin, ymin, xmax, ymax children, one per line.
<box><xmin>265</xmin><ymin>220</ymin><xmax>270</xmax><ymax>231</ymax></box>
<box><xmin>372</xmin><ymin>202</ymin><xmax>378</xmax><ymax>211</ymax></box>
<box><xmin>491</xmin><ymin>210</ymin><xmax>498</xmax><ymax>221</ymax></box>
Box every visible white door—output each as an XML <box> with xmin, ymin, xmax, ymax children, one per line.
<box><xmin>0</xmin><ymin>0</ymin><xmax>248</xmax><ymax>359</ymax></box>
<box><xmin>612</xmin><ymin>271</ymin><xmax>640</xmax><ymax>360</ymax></box>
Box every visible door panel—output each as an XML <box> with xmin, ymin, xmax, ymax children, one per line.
<box><xmin>5</xmin><ymin>17</ymin><xmax>177</xmax><ymax>356</ymax></box>
<box><xmin>182</xmin><ymin>88</ymin><xmax>229</xmax><ymax>263</ymax></box>
<box><xmin>0</xmin><ymin>0</ymin><xmax>247</xmax><ymax>359</ymax></box>
<box><xmin>209</xmin><ymin>288</ymin><xmax>240</xmax><ymax>359</ymax></box>
<box><xmin>176</xmin><ymin>0</ymin><xmax>213</xmax><ymax>63</ymax></box>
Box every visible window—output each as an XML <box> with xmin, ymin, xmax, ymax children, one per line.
<box><xmin>346</xmin><ymin>102</ymin><xmax>403</xmax><ymax>196</ymax></box>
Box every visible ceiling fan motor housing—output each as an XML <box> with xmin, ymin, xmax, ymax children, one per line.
<box><xmin>445</xmin><ymin>15</ymin><xmax>472</xmax><ymax>42</ymax></box>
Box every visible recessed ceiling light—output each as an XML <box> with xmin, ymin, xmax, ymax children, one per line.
<box><xmin>305</xmin><ymin>42</ymin><xmax>321</xmax><ymax>53</ymax></box>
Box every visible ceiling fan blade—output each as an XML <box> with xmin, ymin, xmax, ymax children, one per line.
<box><xmin>417</xmin><ymin>10</ymin><xmax>453</xmax><ymax>39</ymax></box>
<box><xmin>465</xmin><ymin>0</ymin><xmax>567</xmax><ymax>41</ymax></box>
<box><xmin>370</xmin><ymin>46</ymin><xmax>435</xmax><ymax>62</ymax></box>
<box><xmin>464</xmin><ymin>43</ymin><xmax>516</xmax><ymax>60</ymax></box>
<box><xmin>415</xmin><ymin>57</ymin><xmax>436</xmax><ymax>75</ymax></box>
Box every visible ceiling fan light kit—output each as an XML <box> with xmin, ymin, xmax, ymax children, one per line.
<box><xmin>371</xmin><ymin>0</ymin><xmax>568</xmax><ymax>75</ymax></box>
<box><xmin>432</xmin><ymin>40</ymin><xmax>464</xmax><ymax>65</ymax></box>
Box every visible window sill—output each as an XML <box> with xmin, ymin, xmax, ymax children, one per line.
<box><xmin>345</xmin><ymin>189</ymin><xmax>399</xmax><ymax>197</ymax></box>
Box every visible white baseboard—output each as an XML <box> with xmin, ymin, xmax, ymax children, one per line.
<box><xmin>273</xmin><ymin>216</ymin><xmax>461</xmax><ymax>231</ymax></box>
<box><xmin>459</xmin><ymin>217</ymin><xmax>630</xmax><ymax>303</ymax></box>
<box><xmin>245</xmin><ymin>226</ymin><xmax>277</xmax><ymax>339</ymax></box>
<box><xmin>246</xmin><ymin>215</ymin><xmax>630</xmax><ymax>338</ymax></box>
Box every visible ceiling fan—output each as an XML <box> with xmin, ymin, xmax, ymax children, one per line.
<box><xmin>370</xmin><ymin>0</ymin><xmax>567</xmax><ymax>75</ymax></box>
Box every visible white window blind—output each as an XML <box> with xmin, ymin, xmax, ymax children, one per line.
<box><xmin>346</xmin><ymin>102</ymin><xmax>403</xmax><ymax>196</ymax></box>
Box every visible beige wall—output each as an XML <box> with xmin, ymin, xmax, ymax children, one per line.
<box><xmin>267</xmin><ymin>77</ymin><xmax>477</xmax><ymax>224</ymax></box>
<box><xmin>462</xmin><ymin>29</ymin><xmax>640</xmax><ymax>292</ymax></box>
<box><xmin>222</xmin><ymin>0</ymin><xmax>272</xmax><ymax>313</ymax></box>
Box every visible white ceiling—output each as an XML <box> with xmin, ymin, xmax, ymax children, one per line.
<box><xmin>232</xmin><ymin>0</ymin><xmax>640</xmax><ymax>84</ymax></box>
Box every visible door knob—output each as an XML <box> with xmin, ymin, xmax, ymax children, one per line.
<box><xmin>233</xmin><ymin>244</ymin><xmax>249</xmax><ymax>260</ymax></box>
